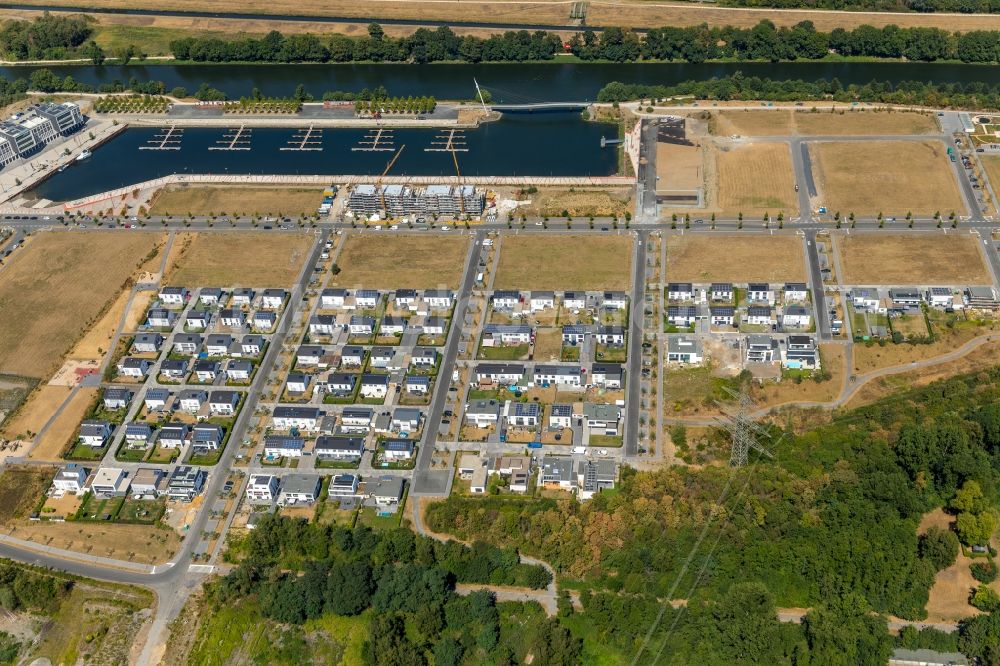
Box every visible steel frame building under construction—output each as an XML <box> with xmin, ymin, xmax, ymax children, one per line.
<box><xmin>346</xmin><ymin>183</ymin><xmax>485</xmax><ymax>218</ymax></box>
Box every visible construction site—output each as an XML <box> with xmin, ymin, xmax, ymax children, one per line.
<box><xmin>345</xmin><ymin>183</ymin><xmax>486</xmax><ymax>219</ymax></box>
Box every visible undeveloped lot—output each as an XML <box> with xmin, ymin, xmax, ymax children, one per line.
<box><xmin>332</xmin><ymin>234</ymin><xmax>469</xmax><ymax>289</ymax></box>
<box><xmin>838</xmin><ymin>233</ymin><xmax>990</xmax><ymax>284</ymax></box>
<box><xmin>517</xmin><ymin>187</ymin><xmax>633</xmax><ymax>218</ymax></box>
<box><xmin>0</xmin><ymin>232</ymin><xmax>162</xmax><ymax>380</ymax></box>
<box><xmin>712</xmin><ymin>110</ymin><xmax>938</xmax><ymax>137</ymax></box>
<box><xmin>0</xmin><ymin>385</ymin><xmax>71</xmax><ymax>440</ymax></box>
<box><xmin>6</xmin><ymin>520</ymin><xmax>180</xmax><ymax>564</ymax></box>
<box><xmin>717</xmin><ymin>142</ymin><xmax>796</xmax><ymax>215</ymax></box>
<box><xmin>0</xmin><ymin>466</ymin><xmax>54</xmax><ymax>524</ymax></box>
<box><xmin>494</xmin><ymin>234</ymin><xmax>632</xmax><ymax>290</ymax></box>
<box><xmin>812</xmin><ymin>141</ymin><xmax>964</xmax><ymax>215</ymax></box>
<box><xmin>29</xmin><ymin>388</ymin><xmax>99</xmax><ymax>462</ymax></box>
<box><xmin>164</xmin><ymin>232</ymin><xmax>313</xmax><ymax>286</ymax></box>
<box><xmin>656</xmin><ymin>143</ymin><xmax>703</xmax><ymax>192</ymax></box>
<box><xmin>667</xmin><ymin>234</ymin><xmax>806</xmax><ymax>283</ymax></box>
<box><xmin>150</xmin><ymin>185</ymin><xmax>322</xmax><ymax>216</ymax></box>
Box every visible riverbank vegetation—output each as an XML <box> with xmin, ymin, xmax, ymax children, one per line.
<box><xmin>598</xmin><ymin>74</ymin><xmax>1000</xmax><ymax>110</ymax></box>
<box><xmin>426</xmin><ymin>367</ymin><xmax>1000</xmax><ymax>663</ymax></box>
<box><xmin>718</xmin><ymin>0</ymin><xmax>1000</xmax><ymax>14</ymax></box>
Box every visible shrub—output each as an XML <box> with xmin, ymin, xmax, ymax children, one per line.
<box><xmin>971</xmin><ymin>559</ymin><xmax>998</xmax><ymax>584</ymax></box>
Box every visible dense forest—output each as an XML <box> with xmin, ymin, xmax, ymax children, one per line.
<box><xmin>427</xmin><ymin>368</ymin><xmax>1000</xmax><ymax>663</ymax></box>
<box><xmin>167</xmin><ymin>21</ymin><xmax>1000</xmax><ymax>64</ymax></box>
<box><xmin>718</xmin><ymin>0</ymin><xmax>1000</xmax><ymax>14</ymax></box>
<box><xmin>597</xmin><ymin>74</ymin><xmax>1000</xmax><ymax>110</ymax></box>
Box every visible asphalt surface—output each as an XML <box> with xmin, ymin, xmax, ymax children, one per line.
<box><xmin>803</xmin><ymin>229</ymin><xmax>831</xmax><ymax>340</ymax></box>
<box><xmin>624</xmin><ymin>230</ymin><xmax>646</xmax><ymax>457</ymax></box>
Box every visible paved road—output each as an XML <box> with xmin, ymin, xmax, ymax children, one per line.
<box><xmin>803</xmin><ymin>229</ymin><xmax>831</xmax><ymax>340</ymax></box>
<box><xmin>624</xmin><ymin>230</ymin><xmax>646</xmax><ymax>457</ymax></box>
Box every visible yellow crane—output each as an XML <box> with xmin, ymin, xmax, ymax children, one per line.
<box><xmin>378</xmin><ymin>144</ymin><xmax>405</xmax><ymax>217</ymax></box>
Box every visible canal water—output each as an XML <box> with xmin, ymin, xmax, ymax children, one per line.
<box><xmin>4</xmin><ymin>62</ymin><xmax>1000</xmax><ymax>102</ymax></box>
<box><xmin>31</xmin><ymin>112</ymin><xmax>619</xmax><ymax>202</ymax></box>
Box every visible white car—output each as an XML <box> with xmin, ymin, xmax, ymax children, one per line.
<box><xmin>390</xmin><ymin>225</ymin><xmax>398</xmax><ymax>230</ymax></box>
<box><xmin>598</xmin><ymin>449</ymin><xmax>608</xmax><ymax>456</ymax></box>
<box><xmin>440</xmin><ymin>225</ymin><xmax>450</xmax><ymax>231</ymax></box>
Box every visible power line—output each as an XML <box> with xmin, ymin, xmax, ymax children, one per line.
<box><xmin>716</xmin><ymin>387</ymin><xmax>773</xmax><ymax>467</ymax></box>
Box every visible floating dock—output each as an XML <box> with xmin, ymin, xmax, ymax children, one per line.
<box><xmin>280</xmin><ymin>126</ymin><xmax>323</xmax><ymax>152</ymax></box>
<box><xmin>425</xmin><ymin>129</ymin><xmax>468</xmax><ymax>153</ymax></box>
<box><xmin>352</xmin><ymin>128</ymin><xmax>395</xmax><ymax>152</ymax></box>
<box><xmin>208</xmin><ymin>125</ymin><xmax>252</xmax><ymax>151</ymax></box>
<box><xmin>139</xmin><ymin>125</ymin><xmax>183</xmax><ymax>151</ymax></box>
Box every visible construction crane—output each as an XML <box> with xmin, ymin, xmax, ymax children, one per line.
<box><xmin>377</xmin><ymin>144</ymin><xmax>405</xmax><ymax>217</ymax></box>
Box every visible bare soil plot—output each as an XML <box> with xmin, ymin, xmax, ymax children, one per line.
<box><xmin>68</xmin><ymin>284</ymin><xmax>130</xmax><ymax>362</ymax></box>
<box><xmin>656</xmin><ymin>143</ymin><xmax>703</xmax><ymax>191</ymax></box>
<box><xmin>517</xmin><ymin>187</ymin><xmax>633</xmax><ymax>218</ymax></box>
<box><xmin>793</xmin><ymin>110</ymin><xmax>937</xmax><ymax>135</ymax></box>
<box><xmin>149</xmin><ymin>185</ymin><xmax>322</xmax><ymax>216</ymax></box>
<box><xmin>164</xmin><ymin>232</ymin><xmax>313</xmax><ymax>286</ymax></box>
<box><xmin>838</xmin><ymin>233</ymin><xmax>990</xmax><ymax>285</ymax></box>
<box><xmin>717</xmin><ymin>142</ymin><xmax>796</xmax><ymax>215</ymax></box>
<box><xmin>533</xmin><ymin>328</ymin><xmax>563</xmax><ymax>361</ymax></box>
<box><xmin>124</xmin><ymin>290</ymin><xmax>156</xmax><ymax>332</ymax></box>
<box><xmin>0</xmin><ymin>232</ymin><xmax>162</xmax><ymax>381</ymax></box>
<box><xmin>29</xmin><ymin>387</ymin><xmax>99</xmax><ymax>462</ymax></box>
<box><xmin>666</xmin><ymin>234</ymin><xmax>806</xmax><ymax>283</ymax></box>
<box><xmin>1</xmin><ymin>385</ymin><xmax>71</xmax><ymax>440</ymax></box>
<box><xmin>811</xmin><ymin>141</ymin><xmax>965</xmax><ymax>216</ymax></box>
<box><xmin>332</xmin><ymin>233</ymin><xmax>469</xmax><ymax>289</ymax></box>
<box><xmin>494</xmin><ymin>234</ymin><xmax>632</xmax><ymax>290</ymax></box>
<box><xmin>6</xmin><ymin>520</ymin><xmax>180</xmax><ymax>564</ymax></box>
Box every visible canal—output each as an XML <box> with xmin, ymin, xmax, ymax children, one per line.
<box><xmin>31</xmin><ymin>112</ymin><xmax>619</xmax><ymax>202</ymax></box>
<box><xmin>4</xmin><ymin>62</ymin><xmax>1000</xmax><ymax>102</ymax></box>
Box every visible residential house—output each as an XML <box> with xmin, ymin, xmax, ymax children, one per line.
<box><xmin>746</xmin><ymin>335</ymin><xmax>778</xmax><ymax>363</ymax></box>
<box><xmin>349</xmin><ymin>315</ymin><xmax>376</xmax><ymax>336</ymax></box>
<box><xmin>578</xmin><ymin>459</ymin><xmax>617</xmax><ymax>500</ymax></box>
<box><xmin>667</xmin><ymin>283</ymin><xmax>694</xmax><ymax>301</ymax></box>
<box><xmin>562</xmin><ymin>291</ymin><xmax>586</xmax><ymax>310</ymax></box>
<box><xmin>530</xmin><ymin>291</ymin><xmax>555</xmax><ymax>311</ymax></box>
<box><xmin>78</xmin><ymin>421</ymin><xmax>111</xmax><ymax>447</ymax></box>
<box><xmin>852</xmin><ymin>288</ymin><xmax>881</xmax><ymax>311</ymax></box>
<box><xmin>746</xmin><ymin>305</ymin><xmax>773</xmax><ymax>326</ymax></box>
<box><xmin>784</xmin><ymin>283</ymin><xmax>809</xmax><ymax>302</ymax></box>
<box><xmin>360</xmin><ymin>374</ymin><xmax>389</xmax><ymax>399</ymax></box>
<box><xmin>391</xmin><ymin>408</ymin><xmax>421</xmax><ymax>433</ymax></box>
<box><xmin>603</xmin><ymin>291</ymin><xmax>627</xmax><ymax>310</ymax></box>
<box><xmin>889</xmin><ymin>288</ymin><xmax>922</xmax><ymax>307</ymax></box>
<box><xmin>199</xmin><ymin>287</ymin><xmax>223</xmax><ymax>306</ymax></box>
<box><xmin>369</xmin><ymin>477</ymin><xmax>405</xmax><ymax>508</ymax></box>
<box><xmin>261</xmin><ymin>289</ymin><xmax>286</xmax><ymax>310</ymax></box>
<box><xmin>219</xmin><ymin>309</ymin><xmax>246</xmax><ymax>328</ymax></box>
<box><xmin>379</xmin><ymin>316</ymin><xmax>408</xmax><ymax>336</ymax></box>
<box><xmin>340</xmin><ymin>407</ymin><xmax>374</xmax><ymax>431</ymax></box>
<box><xmin>246</xmin><ymin>474</ymin><xmax>279</xmax><ymax>503</ymax></box>
<box><xmin>321</xmin><ymin>288</ymin><xmax>347</xmax><ymax>309</ymax></box>
<box><xmin>172</xmin><ymin>334</ymin><xmax>203</xmax><ymax>355</ymax></box>
<box><xmin>193</xmin><ymin>360</ymin><xmax>220</xmax><ymax>383</ymax></box>
<box><xmin>341</xmin><ymin>346</ymin><xmax>365</xmax><ymax>367</ymax></box>
<box><xmin>52</xmin><ymin>464</ymin><xmax>88</xmax><ymax>494</ymax></box>
<box><xmin>782</xmin><ymin>304</ymin><xmax>812</xmax><ymax>329</ymax></box>
<box><xmin>595</xmin><ymin>325</ymin><xmax>625</xmax><ymax>346</ymax></box>
<box><xmin>102</xmin><ymin>387</ymin><xmax>131</xmax><ymax>411</ymax></box>
<box><xmin>178</xmin><ymin>389</ymin><xmax>208</xmax><ymax>413</ymax></box>
<box><xmin>541</xmin><ymin>457</ymin><xmax>576</xmax><ymax>489</ymax></box>
<box><xmin>562</xmin><ymin>325</ymin><xmax>589</xmax><ymax>345</ymax></box>
<box><xmin>208</xmin><ymin>390</ymin><xmax>240</xmax><ymax>416</ymax></box>
<box><xmin>481</xmin><ymin>324</ymin><xmax>531</xmax><ymax>346</ymax></box>
<box><xmin>286</xmin><ymin>373</ymin><xmax>310</xmax><ymax>395</ymax></box>
<box><xmin>549</xmin><ymin>404</ymin><xmax>574</xmax><ymax>429</ymax></box>
<box><xmin>533</xmin><ymin>364</ymin><xmax>583</xmax><ymax>387</ymax></box>
<box><xmin>317</xmin><ymin>372</ymin><xmax>356</xmax><ymax>397</ymax></box>
<box><xmin>591</xmin><ymin>363</ymin><xmax>624</xmax><ymax>389</ymax></box>
<box><xmin>157</xmin><ymin>424</ymin><xmax>189</xmax><ymax>448</ymax></box>
<box><xmin>226</xmin><ymin>359</ymin><xmax>253</xmax><ymax>382</ymax></box>
<box><xmin>253</xmin><ymin>311</ymin><xmax>277</xmax><ymax>331</ymax></box>
<box><xmin>784</xmin><ymin>335</ymin><xmax>821</xmax><ymax>370</ymax></box>
<box><xmin>159</xmin><ymin>359</ymin><xmax>188</xmax><ymax>381</ymax></box>
<box><xmin>404</xmin><ymin>375</ymin><xmax>431</xmax><ymax>395</ymax></box>
<box><xmin>394</xmin><ymin>289</ymin><xmax>418</xmax><ymax>310</ymax></box>
<box><xmin>381</xmin><ymin>439</ymin><xmax>415</xmax><ymax>461</ymax></box>
<box><xmin>466</xmin><ymin>399</ymin><xmax>501</xmax><ymax>427</ymax></box>
<box><xmin>355</xmin><ymin>290</ymin><xmax>379</xmax><ymax>309</ymax></box>
<box><xmin>583</xmin><ymin>403</ymin><xmax>621</xmax><ymax>435</ymax></box>
<box><xmin>967</xmin><ymin>286</ymin><xmax>999</xmax><ymax>310</ymax></box>
<box><xmin>491</xmin><ymin>290</ymin><xmax>521</xmax><ymax>310</ymax></box>
<box><xmin>328</xmin><ymin>474</ymin><xmax>360</xmax><ymax>498</ymax></box>
<box><xmin>296</xmin><ymin>345</ymin><xmax>324</xmax><ymax>367</ymax></box>
<box><xmin>710</xmin><ymin>283</ymin><xmax>734</xmax><ymax>302</ymax></box>
<box><xmin>505</xmin><ymin>401</ymin><xmax>540</xmax><ymax>427</ymax></box>
<box><xmin>191</xmin><ymin>424</ymin><xmax>224</xmax><ymax>451</ymax></box>
<box><xmin>132</xmin><ymin>333</ymin><xmax>164</xmax><ymax>353</ymax></box>
<box><xmin>158</xmin><ymin>286</ymin><xmax>187</xmax><ymax>307</ymax></box>
<box><xmin>475</xmin><ymin>363</ymin><xmax>524</xmax><ymax>385</ymax></box>
<box><xmin>263</xmin><ymin>435</ymin><xmax>305</xmax><ymax>458</ymax></box>
<box><xmin>309</xmin><ymin>314</ymin><xmax>339</xmax><ymax>336</ymax></box>
<box><xmin>146</xmin><ymin>308</ymin><xmax>175</xmax><ymax>329</ymax></box>
<box><xmin>131</xmin><ymin>468</ymin><xmax>167</xmax><ymax>498</ymax></box>
<box><xmin>90</xmin><ymin>467</ymin><xmax>130</xmax><ymax>497</ymax></box>
<box><xmin>143</xmin><ymin>388</ymin><xmax>170</xmax><ymax>412</ymax></box>
<box><xmin>272</xmin><ymin>406</ymin><xmax>322</xmax><ymax>431</ymax></box>
<box><xmin>185</xmin><ymin>312</ymin><xmax>210</xmax><ymax>330</ymax></box>
<box><xmin>666</xmin><ymin>336</ymin><xmax>704</xmax><ymax>364</ymax></box>
<box><xmin>425</xmin><ymin>290</ymin><xmax>453</xmax><ymax>309</ymax></box>
<box><xmin>167</xmin><ymin>466</ymin><xmax>205</xmax><ymax>502</ymax></box>
<box><xmin>747</xmin><ymin>283</ymin><xmax>776</xmax><ymax>305</ymax></box>
<box><xmin>240</xmin><ymin>335</ymin><xmax>264</xmax><ymax>356</ymax></box>
<box><xmin>666</xmin><ymin>305</ymin><xmax>697</xmax><ymax>328</ymax></box>
<box><xmin>315</xmin><ymin>435</ymin><xmax>365</xmax><ymax>459</ymax></box>
<box><xmin>928</xmin><ymin>287</ymin><xmax>953</xmax><ymax>308</ymax></box>
<box><xmin>206</xmin><ymin>334</ymin><xmax>233</xmax><ymax>357</ymax></box>
<box><xmin>117</xmin><ymin>357</ymin><xmax>151</xmax><ymax>378</ymax></box>
<box><xmin>410</xmin><ymin>347</ymin><xmax>438</xmax><ymax>367</ymax></box>
<box><xmin>124</xmin><ymin>422</ymin><xmax>152</xmax><ymax>444</ymax></box>
<box><xmin>420</xmin><ymin>316</ymin><xmax>447</xmax><ymax>337</ymax></box>
<box><xmin>710</xmin><ymin>306</ymin><xmax>735</xmax><ymax>327</ymax></box>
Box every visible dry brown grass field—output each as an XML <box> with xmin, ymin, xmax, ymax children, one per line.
<box><xmin>666</xmin><ymin>234</ymin><xmax>806</xmax><ymax>283</ymax></box>
<box><xmin>331</xmin><ymin>234</ymin><xmax>469</xmax><ymax>289</ymax></box>
<box><xmin>0</xmin><ymin>385</ymin><xmax>71</xmax><ymax>440</ymax></box>
<box><xmin>712</xmin><ymin>110</ymin><xmax>938</xmax><ymax>137</ymax></box>
<box><xmin>656</xmin><ymin>143</ymin><xmax>703</xmax><ymax>191</ymax></box>
<box><xmin>712</xmin><ymin>111</ymin><xmax>795</xmax><ymax>137</ymax></box>
<box><xmin>0</xmin><ymin>232</ymin><xmax>162</xmax><ymax>381</ymax></box>
<box><xmin>519</xmin><ymin>188</ymin><xmax>633</xmax><ymax>218</ymax></box>
<box><xmin>28</xmin><ymin>388</ymin><xmax>99</xmax><ymax>461</ymax></box>
<box><xmin>717</xmin><ymin>142</ymin><xmax>796</xmax><ymax>215</ymax></box>
<box><xmin>812</xmin><ymin>141</ymin><xmax>964</xmax><ymax>216</ymax></box>
<box><xmin>149</xmin><ymin>185</ymin><xmax>323</xmax><ymax>216</ymax></box>
<box><xmin>982</xmin><ymin>156</ymin><xmax>1000</xmax><ymax>204</ymax></box>
<box><xmin>838</xmin><ymin>233</ymin><xmax>990</xmax><ymax>284</ymax></box>
<box><xmin>494</xmin><ymin>234</ymin><xmax>632</xmax><ymax>290</ymax></box>
<box><xmin>7</xmin><ymin>520</ymin><xmax>181</xmax><ymax>564</ymax></box>
<box><xmin>164</xmin><ymin>232</ymin><xmax>313</xmax><ymax>286</ymax></box>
